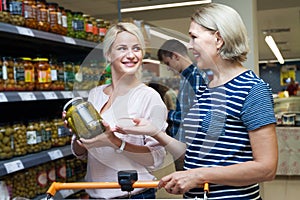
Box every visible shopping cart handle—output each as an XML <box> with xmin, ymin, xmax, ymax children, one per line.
<box><xmin>46</xmin><ymin>181</ymin><xmax>159</xmax><ymax>199</ymax></box>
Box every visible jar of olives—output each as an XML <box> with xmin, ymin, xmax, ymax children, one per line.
<box><xmin>63</xmin><ymin>61</ymin><xmax>75</xmax><ymax>91</ymax></box>
<box><xmin>8</xmin><ymin>0</ymin><xmax>25</xmax><ymax>26</ymax></box>
<box><xmin>21</xmin><ymin>57</ymin><xmax>35</xmax><ymax>91</ymax></box>
<box><xmin>84</xmin><ymin>14</ymin><xmax>93</xmax><ymax>41</ymax></box>
<box><xmin>65</xmin><ymin>9</ymin><xmax>74</xmax><ymax>37</ymax></box>
<box><xmin>34</xmin><ymin>57</ymin><xmax>51</xmax><ymax>90</ymax></box>
<box><xmin>39</xmin><ymin>119</ymin><xmax>52</xmax><ymax>150</ymax></box>
<box><xmin>25</xmin><ymin>167</ymin><xmax>37</xmax><ymax>198</ymax></box>
<box><xmin>2</xmin><ymin>56</ymin><xmax>15</xmax><ymax>91</ymax></box>
<box><xmin>51</xmin><ymin>118</ymin><xmax>69</xmax><ymax>147</ymax></box>
<box><xmin>36</xmin><ymin>163</ymin><xmax>48</xmax><ymax>195</ymax></box>
<box><xmin>12</xmin><ymin>122</ymin><xmax>27</xmax><ymax>156</ymax></box>
<box><xmin>72</xmin><ymin>11</ymin><xmax>86</xmax><ymax>39</ymax></box>
<box><xmin>23</xmin><ymin>0</ymin><xmax>37</xmax><ymax>29</ymax></box>
<box><xmin>0</xmin><ymin>0</ymin><xmax>10</xmax><ymax>23</ymax></box>
<box><xmin>55</xmin><ymin>158</ymin><xmax>67</xmax><ymax>183</ymax></box>
<box><xmin>36</xmin><ymin>0</ymin><xmax>50</xmax><ymax>31</ymax></box>
<box><xmin>13</xmin><ymin>57</ymin><xmax>26</xmax><ymax>91</ymax></box>
<box><xmin>0</xmin><ymin>123</ymin><xmax>14</xmax><ymax>160</ymax></box>
<box><xmin>26</xmin><ymin>121</ymin><xmax>42</xmax><ymax>153</ymax></box>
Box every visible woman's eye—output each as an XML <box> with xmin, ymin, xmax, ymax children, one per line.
<box><xmin>133</xmin><ymin>46</ymin><xmax>141</xmax><ymax>51</ymax></box>
<box><xmin>118</xmin><ymin>47</ymin><xmax>127</xmax><ymax>51</ymax></box>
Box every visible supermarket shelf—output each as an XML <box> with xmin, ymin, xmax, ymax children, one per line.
<box><xmin>0</xmin><ymin>22</ymin><xmax>102</xmax><ymax>61</ymax></box>
<box><xmin>0</xmin><ymin>145</ymin><xmax>72</xmax><ymax>177</ymax></box>
<box><xmin>0</xmin><ymin>22</ymin><xmax>97</xmax><ymax>48</ymax></box>
<box><xmin>0</xmin><ymin>90</ymin><xmax>89</xmax><ymax>103</ymax></box>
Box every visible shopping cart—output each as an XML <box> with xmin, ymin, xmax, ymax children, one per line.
<box><xmin>46</xmin><ymin>170</ymin><xmax>209</xmax><ymax>199</ymax></box>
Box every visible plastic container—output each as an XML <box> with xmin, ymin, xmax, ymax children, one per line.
<box><xmin>63</xmin><ymin>97</ymin><xmax>105</xmax><ymax>139</ymax></box>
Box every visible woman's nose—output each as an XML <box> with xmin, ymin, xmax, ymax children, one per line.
<box><xmin>126</xmin><ymin>50</ymin><xmax>135</xmax><ymax>58</ymax></box>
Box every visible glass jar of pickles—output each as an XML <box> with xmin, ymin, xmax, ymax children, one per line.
<box><xmin>12</xmin><ymin>122</ymin><xmax>27</xmax><ymax>156</ymax></box>
<box><xmin>22</xmin><ymin>57</ymin><xmax>35</xmax><ymax>91</ymax></box>
<box><xmin>36</xmin><ymin>0</ymin><xmax>50</xmax><ymax>31</ymax></box>
<box><xmin>0</xmin><ymin>123</ymin><xmax>14</xmax><ymax>160</ymax></box>
<box><xmin>23</xmin><ymin>0</ymin><xmax>37</xmax><ymax>29</ymax></box>
<box><xmin>34</xmin><ymin>57</ymin><xmax>51</xmax><ymax>90</ymax></box>
<box><xmin>63</xmin><ymin>97</ymin><xmax>105</xmax><ymax>139</ymax></box>
<box><xmin>65</xmin><ymin>9</ymin><xmax>74</xmax><ymax>37</ymax></box>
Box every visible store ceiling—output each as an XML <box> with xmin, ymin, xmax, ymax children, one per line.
<box><xmin>53</xmin><ymin>0</ymin><xmax>300</xmax><ymax>63</ymax></box>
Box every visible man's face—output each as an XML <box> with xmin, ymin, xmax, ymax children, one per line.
<box><xmin>161</xmin><ymin>54</ymin><xmax>179</xmax><ymax>73</ymax></box>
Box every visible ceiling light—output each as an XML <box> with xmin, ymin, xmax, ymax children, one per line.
<box><xmin>121</xmin><ymin>0</ymin><xmax>212</xmax><ymax>13</ymax></box>
<box><xmin>265</xmin><ymin>35</ymin><xmax>285</xmax><ymax>64</ymax></box>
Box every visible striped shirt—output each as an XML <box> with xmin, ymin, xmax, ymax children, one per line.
<box><xmin>183</xmin><ymin>70</ymin><xmax>276</xmax><ymax>199</ymax></box>
<box><xmin>168</xmin><ymin>64</ymin><xmax>208</xmax><ymax>142</ymax></box>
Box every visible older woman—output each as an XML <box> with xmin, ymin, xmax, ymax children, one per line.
<box><xmin>117</xmin><ymin>3</ymin><xmax>278</xmax><ymax>199</ymax></box>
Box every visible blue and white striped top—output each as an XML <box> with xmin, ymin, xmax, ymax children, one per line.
<box><xmin>183</xmin><ymin>70</ymin><xmax>276</xmax><ymax>199</ymax></box>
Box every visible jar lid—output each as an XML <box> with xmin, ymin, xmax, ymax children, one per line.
<box><xmin>63</xmin><ymin>97</ymin><xmax>84</xmax><ymax>112</ymax></box>
<box><xmin>21</xmin><ymin>57</ymin><xmax>32</xmax><ymax>61</ymax></box>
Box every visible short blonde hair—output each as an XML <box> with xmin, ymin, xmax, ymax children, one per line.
<box><xmin>103</xmin><ymin>22</ymin><xmax>146</xmax><ymax>60</ymax></box>
<box><xmin>191</xmin><ymin>3</ymin><xmax>249</xmax><ymax>63</ymax></box>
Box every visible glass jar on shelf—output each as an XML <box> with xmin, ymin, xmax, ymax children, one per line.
<box><xmin>39</xmin><ymin>119</ymin><xmax>52</xmax><ymax>150</ymax></box>
<box><xmin>63</xmin><ymin>61</ymin><xmax>75</xmax><ymax>91</ymax></box>
<box><xmin>84</xmin><ymin>14</ymin><xmax>93</xmax><ymax>41</ymax></box>
<box><xmin>51</xmin><ymin>118</ymin><xmax>69</xmax><ymax>147</ymax></box>
<box><xmin>96</xmin><ymin>18</ymin><xmax>105</xmax><ymax>42</ymax></box>
<box><xmin>23</xmin><ymin>0</ymin><xmax>37</xmax><ymax>29</ymax></box>
<box><xmin>36</xmin><ymin>0</ymin><xmax>49</xmax><ymax>31</ymax></box>
<box><xmin>72</xmin><ymin>11</ymin><xmax>86</xmax><ymax>39</ymax></box>
<box><xmin>2</xmin><ymin>56</ymin><xmax>15</xmax><ymax>91</ymax></box>
<box><xmin>26</xmin><ymin>120</ymin><xmax>42</xmax><ymax>153</ymax></box>
<box><xmin>59</xmin><ymin>6</ymin><xmax>67</xmax><ymax>35</ymax></box>
<box><xmin>21</xmin><ymin>57</ymin><xmax>35</xmax><ymax>91</ymax></box>
<box><xmin>33</xmin><ymin>57</ymin><xmax>51</xmax><ymax>90</ymax></box>
<box><xmin>12</xmin><ymin>122</ymin><xmax>27</xmax><ymax>156</ymax></box>
<box><xmin>0</xmin><ymin>123</ymin><xmax>14</xmax><ymax>160</ymax></box>
<box><xmin>0</xmin><ymin>1</ymin><xmax>10</xmax><ymax>23</ymax></box>
<box><xmin>47</xmin><ymin>2</ymin><xmax>60</xmax><ymax>34</ymax></box>
<box><xmin>8</xmin><ymin>0</ymin><xmax>25</xmax><ymax>26</ymax></box>
<box><xmin>13</xmin><ymin>57</ymin><xmax>26</xmax><ymax>91</ymax></box>
<box><xmin>65</xmin><ymin>9</ymin><xmax>74</xmax><ymax>37</ymax></box>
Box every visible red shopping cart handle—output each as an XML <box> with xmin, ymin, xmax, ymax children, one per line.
<box><xmin>46</xmin><ymin>180</ymin><xmax>159</xmax><ymax>197</ymax></box>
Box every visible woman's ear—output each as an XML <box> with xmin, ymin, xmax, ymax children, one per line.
<box><xmin>215</xmin><ymin>31</ymin><xmax>224</xmax><ymax>49</ymax></box>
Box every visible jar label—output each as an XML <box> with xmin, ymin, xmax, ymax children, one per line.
<box><xmin>37</xmin><ymin>171</ymin><xmax>48</xmax><ymax>186</ymax></box>
<box><xmin>25</xmin><ymin>69</ymin><xmax>34</xmax><ymax>82</ymax></box>
<box><xmin>9</xmin><ymin>1</ymin><xmax>22</xmax><ymax>15</ymax></box>
<box><xmin>26</xmin><ymin>130</ymin><xmax>38</xmax><ymax>144</ymax></box>
<box><xmin>14</xmin><ymin>67</ymin><xmax>25</xmax><ymax>81</ymax></box>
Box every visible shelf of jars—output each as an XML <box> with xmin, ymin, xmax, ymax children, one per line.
<box><xmin>0</xmin><ymin>145</ymin><xmax>72</xmax><ymax>177</ymax></box>
<box><xmin>0</xmin><ymin>21</ymin><xmax>98</xmax><ymax>48</ymax></box>
<box><xmin>0</xmin><ymin>90</ymin><xmax>88</xmax><ymax>102</ymax></box>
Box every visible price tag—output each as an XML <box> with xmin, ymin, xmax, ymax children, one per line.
<box><xmin>59</xmin><ymin>189</ymin><xmax>75</xmax><ymax>198</ymax></box>
<box><xmin>18</xmin><ymin>92</ymin><xmax>36</xmax><ymax>101</ymax></box>
<box><xmin>63</xmin><ymin>36</ymin><xmax>76</xmax><ymax>45</ymax></box>
<box><xmin>16</xmin><ymin>26</ymin><xmax>34</xmax><ymax>37</ymax></box>
<box><xmin>61</xmin><ymin>91</ymin><xmax>74</xmax><ymax>99</ymax></box>
<box><xmin>42</xmin><ymin>91</ymin><xmax>58</xmax><ymax>100</ymax></box>
<box><xmin>77</xmin><ymin>90</ymin><xmax>89</xmax><ymax>98</ymax></box>
<box><xmin>48</xmin><ymin>149</ymin><xmax>63</xmax><ymax>160</ymax></box>
<box><xmin>0</xmin><ymin>93</ymin><xmax>8</xmax><ymax>102</ymax></box>
<box><xmin>4</xmin><ymin>160</ymin><xmax>24</xmax><ymax>174</ymax></box>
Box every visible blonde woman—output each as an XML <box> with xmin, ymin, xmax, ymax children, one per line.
<box><xmin>71</xmin><ymin>22</ymin><xmax>168</xmax><ymax>199</ymax></box>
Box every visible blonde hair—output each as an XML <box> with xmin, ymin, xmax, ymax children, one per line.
<box><xmin>191</xmin><ymin>3</ymin><xmax>249</xmax><ymax>62</ymax></box>
<box><xmin>103</xmin><ymin>22</ymin><xmax>146</xmax><ymax>60</ymax></box>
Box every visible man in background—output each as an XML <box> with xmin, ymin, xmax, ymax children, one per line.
<box><xmin>157</xmin><ymin>39</ymin><xmax>208</xmax><ymax>170</ymax></box>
